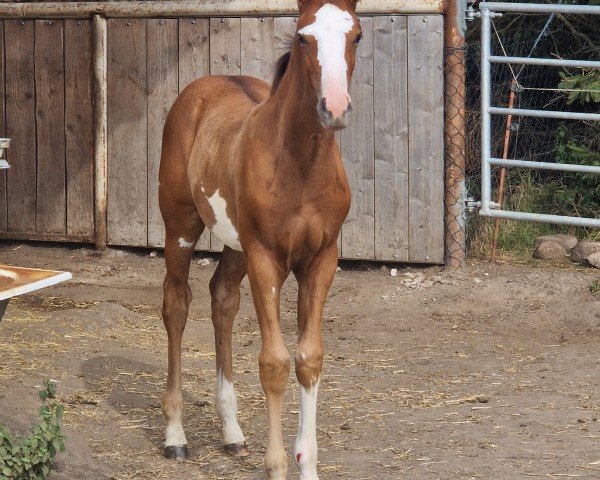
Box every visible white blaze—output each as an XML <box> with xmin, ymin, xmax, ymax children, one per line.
<box><xmin>298</xmin><ymin>4</ymin><xmax>354</xmax><ymax>118</ymax></box>
<box><xmin>294</xmin><ymin>379</ymin><xmax>320</xmax><ymax>480</ymax></box>
<box><xmin>206</xmin><ymin>189</ymin><xmax>242</xmax><ymax>252</ymax></box>
<box><xmin>216</xmin><ymin>369</ymin><xmax>245</xmax><ymax>445</ymax></box>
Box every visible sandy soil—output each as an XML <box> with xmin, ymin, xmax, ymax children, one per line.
<box><xmin>1</xmin><ymin>243</ymin><xmax>600</xmax><ymax>480</ymax></box>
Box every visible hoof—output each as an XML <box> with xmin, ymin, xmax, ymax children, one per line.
<box><xmin>224</xmin><ymin>441</ymin><xmax>249</xmax><ymax>457</ymax></box>
<box><xmin>164</xmin><ymin>444</ymin><xmax>188</xmax><ymax>460</ymax></box>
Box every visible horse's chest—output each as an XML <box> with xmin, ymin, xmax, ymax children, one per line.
<box><xmin>271</xmin><ymin>203</ymin><xmax>341</xmax><ymax>255</ymax></box>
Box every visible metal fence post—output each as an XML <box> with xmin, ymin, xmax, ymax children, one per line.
<box><xmin>444</xmin><ymin>0</ymin><xmax>467</xmax><ymax>268</ymax></box>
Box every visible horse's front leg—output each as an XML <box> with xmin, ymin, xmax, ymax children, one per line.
<box><xmin>245</xmin><ymin>247</ymin><xmax>290</xmax><ymax>480</ymax></box>
<box><xmin>293</xmin><ymin>245</ymin><xmax>338</xmax><ymax>480</ymax></box>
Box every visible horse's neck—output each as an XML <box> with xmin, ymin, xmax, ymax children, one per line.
<box><xmin>266</xmin><ymin>52</ymin><xmax>337</xmax><ymax>167</ymax></box>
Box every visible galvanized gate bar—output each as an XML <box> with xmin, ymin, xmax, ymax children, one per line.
<box><xmin>479</xmin><ymin>2</ymin><xmax>600</xmax><ymax>228</ymax></box>
<box><xmin>489</xmin><ymin>107</ymin><xmax>600</xmax><ymax>122</ymax></box>
<box><xmin>480</xmin><ymin>7</ymin><xmax>493</xmax><ymax>214</ymax></box>
<box><xmin>488</xmin><ymin>55</ymin><xmax>600</xmax><ymax>69</ymax></box>
<box><xmin>480</xmin><ymin>2</ymin><xmax>600</xmax><ymax>15</ymax></box>
<box><xmin>489</xmin><ymin>158</ymin><xmax>600</xmax><ymax>175</ymax></box>
<box><xmin>480</xmin><ymin>210</ymin><xmax>600</xmax><ymax>229</ymax></box>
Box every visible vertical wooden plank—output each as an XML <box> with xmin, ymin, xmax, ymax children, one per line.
<box><xmin>5</xmin><ymin>20</ymin><xmax>36</xmax><ymax>233</ymax></box>
<box><xmin>107</xmin><ymin>18</ymin><xmax>148</xmax><ymax>246</ymax></box>
<box><xmin>35</xmin><ymin>19</ymin><xmax>66</xmax><ymax>234</ymax></box>
<box><xmin>148</xmin><ymin>19</ymin><xmax>178</xmax><ymax>248</ymax></box>
<box><xmin>0</xmin><ymin>21</ymin><xmax>7</xmax><ymax>231</ymax></box>
<box><xmin>178</xmin><ymin>17</ymin><xmax>210</xmax><ymax>251</ymax></box>
<box><xmin>374</xmin><ymin>16</ymin><xmax>409</xmax><ymax>261</ymax></box>
<box><xmin>241</xmin><ymin>17</ymin><xmax>274</xmax><ymax>82</ymax></box>
<box><xmin>407</xmin><ymin>15</ymin><xmax>444</xmax><ymax>263</ymax></box>
<box><xmin>209</xmin><ymin>17</ymin><xmax>240</xmax><ymax>252</ymax></box>
<box><xmin>93</xmin><ymin>15</ymin><xmax>108</xmax><ymax>249</ymax></box>
<box><xmin>65</xmin><ymin>19</ymin><xmax>94</xmax><ymax>236</ymax></box>
<box><xmin>340</xmin><ymin>16</ymin><xmax>374</xmax><ymax>259</ymax></box>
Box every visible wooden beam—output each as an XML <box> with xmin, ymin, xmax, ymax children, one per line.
<box><xmin>93</xmin><ymin>14</ymin><xmax>107</xmax><ymax>250</ymax></box>
<box><xmin>0</xmin><ymin>231</ymin><xmax>94</xmax><ymax>243</ymax></box>
<box><xmin>0</xmin><ymin>1</ymin><xmax>444</xmax><ymax>19</ymax></box>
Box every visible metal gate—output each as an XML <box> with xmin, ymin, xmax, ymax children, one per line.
<box><xmin>478</xmin><ymin>2</ymin><xmax>600</xmax><ymax>228</ymax></box>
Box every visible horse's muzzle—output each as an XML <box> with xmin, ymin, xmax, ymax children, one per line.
<box><xmin>317</xmin><ymin>97</ymin><xmax>352</xmax><ymax>130</ymax></box>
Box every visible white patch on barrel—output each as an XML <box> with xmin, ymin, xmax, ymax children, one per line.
<box><xmin>207</xmin><ymin>189</ymin><xmax>242</xmax><ymax>251</ymax></box>
<box><xmin>298</xmin><ymin>4</ymin><xmax>353</xmax><ymax>118</ymax></box>
<box><xmin>216</xmin><ymin>369</ymin><xmax>245</xmax><ymax>445</ymax></box>
<box><xmin>294</xmin><ymin>379</ymin><xmax>320</xmax><ymax>480</ymax></box>
<box><xmin>178</xmin><ymin>237</ymin><xmax>194</xmax><ymax>249</ymax></box>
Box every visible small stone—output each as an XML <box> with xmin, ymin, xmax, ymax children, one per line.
<box><xmin>588</xmin><ymin>251</ymin><xmax>600</xmax><ymax>269</ymax></box>
<box><xmin>535</xmin><ymin>234</ymin><xmax>578</xmax><ymax>251</ymax></box>
<box><xmin>340</xmin><ymin>422</ymin><xmax>352</xmax><ymax>430</ymax></box>
<box><xmin>390</xmin><ymin>268</ymin><xmax>398</xmax><ymax>277</ymax></box>
<box><xmin>473</xmin><ymin>278</ymin><xmax>482</xmax><ymax>285</ymax></box>
<box><xmin>422</xmin><ymin>280</ymin><xmax>434</xmax><ymax>288</ymax></box>
<box><xmin>432</xmin><ymin>275</ymin><xmax>443</xmax><ymax>283</ymax></box>
<box><xmin>476</xmin><ymin>395</ymin><xmax>490</xmax><ymax>403</ymax></box>
<box><xmin>571</xmin><ymin>241</ymin><xmax>600</xmax><ymax>264</ymax></box>
<box><xmin>533</xmin><ymin>241</ymin><xmax>567</xmax><ymax>261</ymax></box>
<box><xmin>149</xmin><ymin>250</ymin><xmax>157</xmax><ymax>258</ymax></box>
<box><xmin>336</xmin><ymin>266</ymin><xmax>341</xmax><ymax>272</ymax></box>
<box><xmin>197</xmin><ymin>258</ymin><xmax>210</xmax><ymax>266</ymax></box>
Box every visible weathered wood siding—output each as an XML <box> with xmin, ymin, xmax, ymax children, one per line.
<box><xmin>0</xmin><ymin>15</ymin><xmax>444</xmax><ymax>263</ymax></box>
<box><xmin>0</xmin><ymin>19</ymin><xmax>94</xmax><ymax>242</ymax></box>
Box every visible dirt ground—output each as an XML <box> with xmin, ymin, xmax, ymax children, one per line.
<box><xmin>1</xmin><ymin>243</ymin><xmax>600</xmax><ymax>479</ymax></box>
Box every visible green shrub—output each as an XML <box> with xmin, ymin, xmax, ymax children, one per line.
<box><xmin>0</xmin><ymin>380</ymin><xmax>66</xmax><ymax>480</ymax></box>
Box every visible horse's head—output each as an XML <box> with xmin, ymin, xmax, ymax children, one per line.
<box><xmin>296</xmin><ymin>0</ymin><xmax>361</xmax><ymax>130</ymax></box>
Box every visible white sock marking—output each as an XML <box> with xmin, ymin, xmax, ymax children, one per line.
<box><xmin>298</xmin><ymin>4</ymin><xmax>354</xmax><ymax>118</ymax></box>
<box><xmin>165</xmin><ymin>418</ymin><xmax>187</xmax><ymax>447</ymax></box>
<box><xmin>294</xmin><ymin>379</ymin><xmax>320</xmax><ymax>480</ymax></box>
<box><xmin>216</xmin><ymin>369</ymin><xmax>245</xmax><ymax>445</ymax></box>
<box><xmin>206</xmin><ymin>189</ymin><xmax>242</xmax><ymax>252</ymax></box>
<box><xmin>178</xmin><ymin>237</ymin><xmax>194</xmax><ymax>249</ymax></box>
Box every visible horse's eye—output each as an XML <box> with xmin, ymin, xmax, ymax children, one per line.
<box><xmin>298</xmin><ymin>34</ymin><xmax>308</xmax><ymax>46</ymax></box>
<box><xmin>354</xmin><ymin>33</ymin><xmax>362</xmax><ymax>44</ymax></box>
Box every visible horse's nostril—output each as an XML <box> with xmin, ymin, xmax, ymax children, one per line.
<box><xmin>320</xmin><ymin>98</ymin><xmax>333</xmax><ymax>118</ymax></box>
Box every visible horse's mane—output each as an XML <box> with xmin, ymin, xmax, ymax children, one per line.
<box><xmin>271</xmin><ymin>51</ymin><xmax>292</xmax><ymax>96</ymax></box>
<box><xmin>271</xmin><ymin>34</ymin><xmax>294</xmax><ymax>96</ymax></box>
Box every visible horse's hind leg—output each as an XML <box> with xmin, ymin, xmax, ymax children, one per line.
<box><xmin>209</xmin><ymin>246</ymin><xmax>248</xmax><ymax>456</ymax></box>
<box><xmin>161</xmin><ymin>206</ymin><xmax>203</xmax><ymax>460</ymax></box>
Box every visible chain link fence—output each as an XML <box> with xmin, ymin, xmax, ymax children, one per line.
<box><xmin>444</xmin><ymin>44</ymin><xmax>467</xmax><ymax>267</ymax></box>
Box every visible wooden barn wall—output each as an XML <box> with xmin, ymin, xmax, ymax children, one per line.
<box><xmin>0</xmin><ymin>19</ymin><xmax>95</xmax><ymax>242</ymax></box>
<box><xmin>0</xmin><ymin>14</ymin><xmax>444</xmax><ymax>263</ymax></box>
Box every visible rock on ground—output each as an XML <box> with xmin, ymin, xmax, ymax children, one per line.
<box><xmin>533</xmin><ymin>240</ymin><xmax>567</xmax><ymax>261</ymax></box>
<box><xmin>571</xmin><ymin>240</ymin><xmax>600</xmax><ymax>264</ymax></box>
<box><xmin>587</xmin><ymin>251</ymin><xmax>600</xmax><ymax>269</ymax></box>
<box><xmin>535</xmin><ymin>234</ymin><xmax>578</xmax><ymax>251</ymax></box>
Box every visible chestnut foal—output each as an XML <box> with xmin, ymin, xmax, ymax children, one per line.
<box><xmin>159</xmin><ymin>1</ymin><xmax>361</xmax><ymax>478</ymax></box>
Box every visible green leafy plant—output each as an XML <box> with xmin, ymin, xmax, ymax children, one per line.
<box><xmin>0</xmin><ymin>380</ymin><xmax>66</xmax><ymax>479</ymax></box>
<box><xmin>558</xmin><ymin>70</ymin><xmax>600</xmax><ymax>105</ymax></box>
<box><xmin>589</xmin><ymin>280</ymin><xmax>600</xmax><ymax>294</ymax></box>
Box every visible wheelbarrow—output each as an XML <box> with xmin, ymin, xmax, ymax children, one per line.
<box><xmin>0</xmin><ymin>266</ymin><xmax>72</xmax><ymax>321</ymax></box>
<box><xmin>0</xmin><ymin>138</ymin><xmax>72</xmax><ymax>321</ymax></box>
